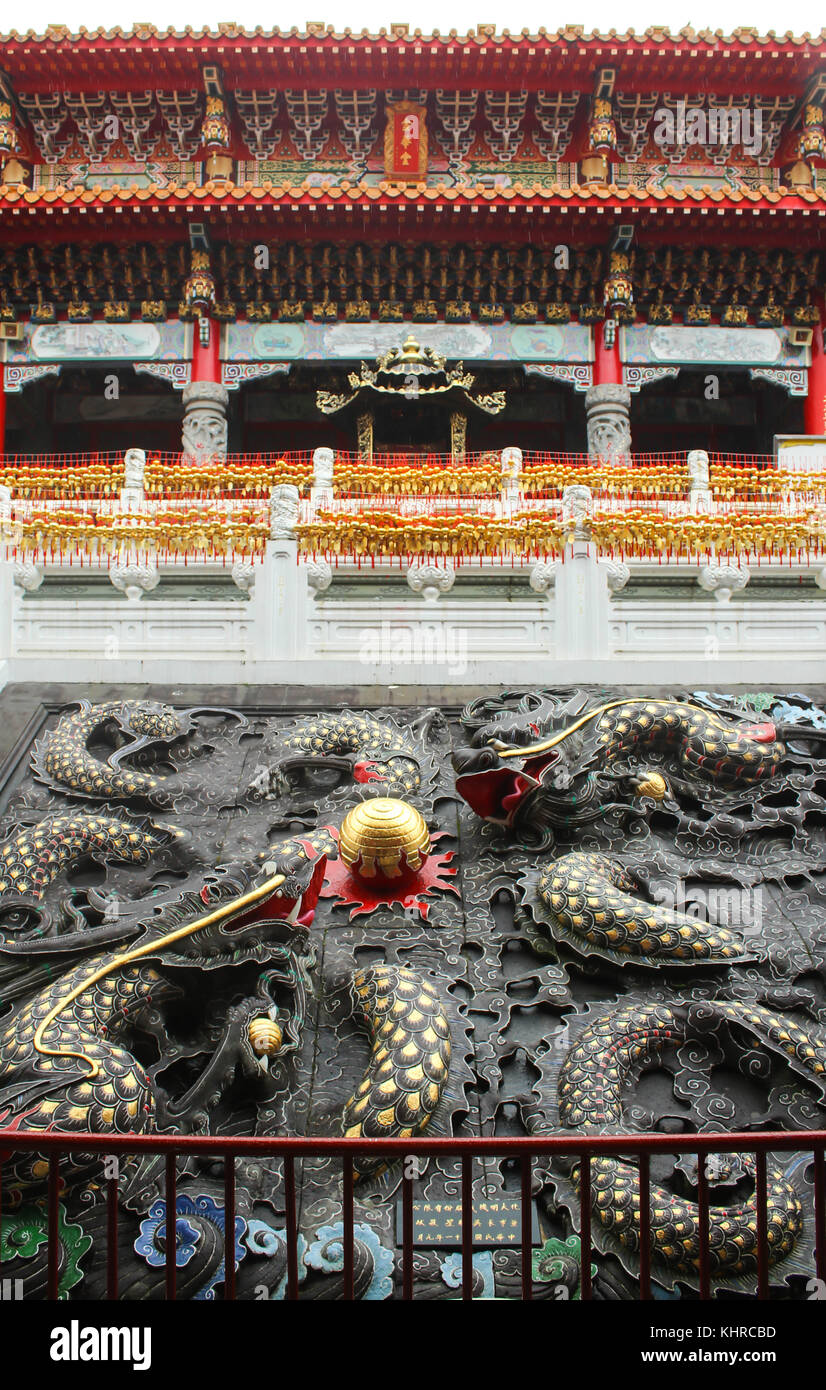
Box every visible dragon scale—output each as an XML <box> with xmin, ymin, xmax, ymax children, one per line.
<box><xmin>558</xmin><ymin>999</ymin><xmax>826</xmax><ymax>1278</ymax></box>
<box><xmin>535</xmin><ymin>851</ymin><xmax>752</xmax><ymax>965</ymax></box>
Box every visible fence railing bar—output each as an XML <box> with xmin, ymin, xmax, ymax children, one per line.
<box><xmin>755</xmin><ymin>1150</ymin><xmax>769</xmax><ymax>1301</ymax></box>
<box><xmin>580</xmin><ymin>1153</ymin><xmax>592</xmax><ymax>1301</ymax></box>
<box><xmin>284</xmin><ymin>1155</ymin><xmax>299</xmax><ymax>1301</ymax></box>
<box><xmin>461</xmin><ymin>1154</ymin><xmax>473</xmax><ymax>1302</ymax></box>
<box><xmin>638</xmin><ymin>1151</ymin><xmax>651</xmax><ymax>1300</ymax></box>
<box><xmin>106</xmin><ymin>1170</ymin><xmax>119</xmax><ymax>1301</ymax></box>
<box><xmin>521</xmin><ymin>1154</ymin><xmax>533</xmax><ymax>1300</ymax></box>
<box><xmin>4</xmin><ymin>1127</ymin><xmax>826</xmax><ymax>1303</ymax></box>
<box><xmin>48</xmin><ymin>1151</ymin><xmax>60</xmax><ymax>1301</ymax></box>
<box><xmin>697</xmin><ymin>1151</ymin><xmax>711</xmax><ymax>1302</ymax></box>
<box><xmin>814</xmin><ymin>1145</ymin><xmax>825</xmax><ymax>1285</ymax></box>
<box><xmin>1</xmin><ymin>1129</ymin><xmax>823</xmax><ymax>1157</ymax></box>
<box><xmin>343</xmin><ymin>1155</ymin><xmax>354</xmax><ymax>1302</ymax></box>
<box><xmin>165</xmin><ymin>1152</ymin><xmax>177</xmax><ymax>1303</ymax></box>
<box><xmin>224</xmin><ymin>1155</ymin><xmax>236</xmax><ymax>1301</ymax></box>
<box><xmin>402</xmin><ymin>1170</ymin><xmax>414</xmax><ymax>1301</ymax></box>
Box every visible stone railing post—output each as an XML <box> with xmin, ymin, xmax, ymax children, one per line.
<box><xmin>254</xmin><ymin>484</ymin><xmax>306</xmax><ymax>661</ymax></box>
<box><xmin>121</xmin><ymin>447</ymin><xmax>146</xmax><ymax>509</ymax></box>
<box><xmin>554</xmin><ymin>484</ymin><xmax>610</xmax><ymax>659</ymax></box>
<box><xmin>688</xmin><ymin>449</ymin><xmax>713</xmax><ymax>514</ymax></box>
<box><xmin>500</xmin><ymin>446</ymin><xmax>522</xmax><ymax>515</ymax></box>
<box><xmin>311</xmin><ymin>446</ymin><xmax>335</xmax><ymax>513</ymax></box>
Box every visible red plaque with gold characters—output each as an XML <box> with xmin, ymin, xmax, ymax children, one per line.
<box><xmin>384</xmin><ymin>101</ymin><xmax>428</xmax><ymax>181</ymax></box>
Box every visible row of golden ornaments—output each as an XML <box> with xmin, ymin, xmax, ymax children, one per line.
<box><xmin>2</xmin><ymin>295</ymin><xmax>819</xmax><ymax>329</ymax></box>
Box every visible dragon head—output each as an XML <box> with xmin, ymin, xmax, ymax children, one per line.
<box><xmin>453</xmin><ymin>692</ymin><xmax>624</xmax><ymax>837</ymax></box>
<box><xmin>142</xmin><ymin>828</ymin><xmax>335</xmax><ymax>970</ymax></box>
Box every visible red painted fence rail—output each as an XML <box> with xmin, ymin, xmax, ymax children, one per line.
<box><xmin>1</xmin><ymin>1128</ymin><xmax>824</xmax><ymax>1302</ymax></box>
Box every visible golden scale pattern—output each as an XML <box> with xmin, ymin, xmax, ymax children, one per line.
<box><xmin>537</xmin><ymin>850</ymin><xmax>749</xmax><ymax>964</ymax></box>
<box><xmin>593</xmin><ymin>700</ymin><xmax>784</xmax><ymax>783</ymax></box>
<box><xmin>0</xmin><ymin>950</ymin><xmax>176</xmax><ymax>1188</ymax></box>
<box><xmin>35</xmin><ymin>700</ymin><xmax>183</xmax><ymax>800</ymax></box>
<box><xmin>343</xmin><ymin>964</ymin><xmax>451</xmax><ymax>1170</ymax></box>
<box><xmin>557</xmin><ymin>999</ymin><xmax>826</xmax><ymax>1276</ymax></box>
<box><xmin>280</xmin><ymin>712</ymin><xmax>422</xmax><ymax>796</ymax></box>
<box><xmin>0</xmin><ymin>810</ymin><xmax>170</xmax><ymax>902</ymax></box>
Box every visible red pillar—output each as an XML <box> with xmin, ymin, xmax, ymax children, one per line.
<box><xmin>804</xmin><ymin>299</ymin><xmax>826</xmax><ymax>437</ymax></box>
<box><xmin>191</xmin><ymin>317</ymin><xmax>221</xmax><ymax>383</ymax></box>
<box><xmin>0</xmin><ymin>369</ymin><xmax>6</xmax><ymax>457</ymax></box>
<box><xmin>593</xmin><ymin>319</ymin><xmax>622</xmax><ymax>385</ymax></box>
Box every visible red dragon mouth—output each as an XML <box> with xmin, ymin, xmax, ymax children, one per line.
<box><xmin>456</xmin><ymin>752</ymin><xmax>558</xmax><ymax>827</ymax></box>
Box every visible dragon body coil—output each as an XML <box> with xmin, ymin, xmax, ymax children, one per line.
<box><xmin>343</xmin><ymin>964</ymin><xmax>451</xmax><ymax>1170</ymax></box>
<box><xmin>33</xmin><ymin>700</ymin><xmax>185</xmax><ymax>802</ymax></box>
<box><xmin>558</xmin><ymin>999</ymin><xmax>826</xmax><ymax>1278</ymax></box>
<box><xmin>0</xmin><ymin>949</ymin><xmax>174</xmax><ymax>1189</ymax></box>
<box><xmin>589</xmin><ymin>699</ymin><xmax>784</xmax><ymax>785</ymax></box>
<box><xmin>251</xmin><ymin>712</ymin><xmax>424</xmax><ymax>800</ymax></box>
<box><xmin>535</xmin><ymin>851</ymin><xmax>752</xmax><ymax>966</ymax></box>
<box><xmin>0</xmin><ymin>810</ymin><xmax>182</xmax><ymax>909</ymax></box>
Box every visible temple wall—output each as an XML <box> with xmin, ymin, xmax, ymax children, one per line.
<box><xmin>3</xmin><ymin>551</ymin><xmax>825</xmax><ymax>687</ymax></box>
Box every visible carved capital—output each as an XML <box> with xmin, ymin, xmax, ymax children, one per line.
<box><xmin>529</xmin><ymin>560</ymin><xmax>558</xmax><ymax>594</ymax></box>
<box><xmin>407</xmin><ymin>560</ymin><xmax>456</xmax><ymax>603</ymax></box>
<box><xmin>697</xmin><ymin>562</ymin><xmax>749</xmax><ymax>603</ymax></box>
<box><xmin>687</xmin><ymin>449</ymin><xmax>710</xmax><ymax>489</ymax></box>
<box><xmin>561</xmin><ymin>484</ymin><xmax>594</xmax><ymax>538</ymax></box>
<box><xmin>306</xmin><ymin>557</ymin><xmax>333</xmax><ymax>594</ymax></box>
<box><xmin>312</xmin><ymin>447</ymin><xmax>335</xmax><ymax>489</ymax></box>
<box><xmin>584</xmin><ymin>383</ymin><xmax>632</xmax><ymax>461</ymax></box>
<box><xmin>500</xmin><ymin>446</ymin><xmax>523</xmax><ymax>480</ymax></box>
<box><xmin>269</xmin><ymin>483</ymin><xmax>300</xmax><ymax>538</ymax></box>
<box><xmin>123</xmin><ymin>447</ymin><xmax>147</xmax><ymax>492</ymax></box>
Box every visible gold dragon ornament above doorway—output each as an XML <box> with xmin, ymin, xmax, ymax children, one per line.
<box><xmin>316</xmin><ymin>333</ymin><xmax>506</xmax><ymax>460</ymax></box>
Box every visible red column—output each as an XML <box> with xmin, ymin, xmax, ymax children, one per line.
<box><xmin>191</xmin><ymin>317</ymin><xmax>221</xmax><ymax>383</ymax></box>
<box><xmin>0</xmin><ymin>368</ymin><xmax>6</xmax><ymax>456</ymax></box>
<box><xmin>593</xmin><ymin>319</ymin><xmax>622</xmax><ymax>385</ymax></box>
<box><xmin>805</xmin><ymin>299</ymin><xmax>826</xmax><ymax>437</ymax></box>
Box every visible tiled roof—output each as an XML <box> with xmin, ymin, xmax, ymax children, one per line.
<box><xmin>1</xmin><ymin>23</ymin><xmax>825</xmax><ymax>45</ymax></box>
<box><xmin>1</xmin><ymin>178</ymin><xmax>824</xmax><ymax>208</ymax></box>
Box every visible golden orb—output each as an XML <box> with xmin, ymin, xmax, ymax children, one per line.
<box><xmin>248</xmin><ymin>1017</ymin><xmax>283</xmax><ymax>1057</ymax></box>
<box><xmin>339</xmin><ymin>798</ymin><xmax>430</xmax><ymax>880</ymax></box>
<box><xmin>635</xmin><ymin>771</ymin><xmax>667</xmax><ymax>801</ymax></box>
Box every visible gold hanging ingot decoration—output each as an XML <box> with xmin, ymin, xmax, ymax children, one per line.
<box><xmin>339</xmin><ymin>798</ymin><xmax>431</xmax><ymax>881</ymax></box>
<box><xmin>798</xmin><ymin>104</ymin><xmax>826</xmax><ymax>167</ymax></box>
<box><xmin>181</xmin><ymin>250</ymin><xmax>217</xmax><ymax>320</ymax></box>
<box><xmin>0</xmin><ymin>102</ymin><xmax>19</xmax><ymax>160</ymax></box>
<box><xmin>603</xmin><ymin>252</ymin><xmax>635</xmax><ymax>321</ymax></box>
<box><xmin>316</xmin><ymin>333</ymin><xmax>505</xmax><ymax>417</ymax></box>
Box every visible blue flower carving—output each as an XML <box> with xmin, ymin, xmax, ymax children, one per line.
<box><xmin>305</xmin><ymin>1221</ymin><xmax>394</xmax><ymax>1300</ymax></box>
<box><xmin>440</xmin><ymin>1250</ymin><xmax>495</xmax><ymax>1299</ymax></box>
<box><xmin>244</xmin><ymin>1220</ymin><xmax>308</xmax><ymax>1300</ymax></box>
<box><xmin>135</xmin><ymin>1193</ymin><xmax>247</xmax><ymax>1301</ymax></box>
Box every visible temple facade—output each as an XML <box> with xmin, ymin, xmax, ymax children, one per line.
<box><xmin>0</xmin><ymin>23</ymin><xmax>825</xmax><ymax>683</ymax></box>
<box><xmin>4</xmin><ymin>25</ymin><xmax>826</xmax><ymax>1310</ymax></box>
